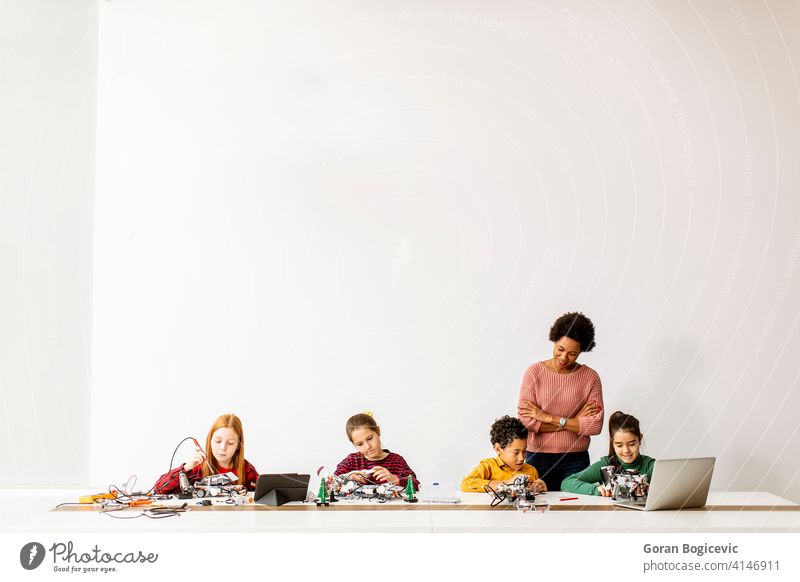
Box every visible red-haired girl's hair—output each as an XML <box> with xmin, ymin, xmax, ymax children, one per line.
<box><xmin>203</xmin><ymin>413</ymin><xmax>246</xmax><ymax>483</ymax></box>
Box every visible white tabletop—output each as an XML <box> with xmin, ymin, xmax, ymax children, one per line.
<box><xmin>2</xmin><ymin>489</ymin><xmax>798</xmax><ymax>533</ymax></box>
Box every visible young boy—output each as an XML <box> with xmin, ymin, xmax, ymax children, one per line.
<box><xmin>461</xmin><ymin>415</ymin><xmax>547</xmax><ymax>493</ymax></box>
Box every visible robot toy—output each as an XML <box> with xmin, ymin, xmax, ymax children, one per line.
<box><xmin>600</xmin><ymin>466</ymin><xmax>650</xmax><ymax>501</ymax></box>
<box><xmin>192</xmin><ymin>472</ymin><xmax>242</xmax><ymax>498</ymax></box>
<box><xmin>484</xmin><ymin>475</ymin><xmax>537</xmax><ymax>509</ymax></box>
<box><xmin>315</xmin><ymin>468</ymin><xmax>405</xmax><ymax>503</ymax></box>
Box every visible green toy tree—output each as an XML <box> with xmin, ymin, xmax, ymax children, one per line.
<box><xmin>405</xmin><ymin>476</ymin><xmax>417</xmax><ymax>502</ymax></box>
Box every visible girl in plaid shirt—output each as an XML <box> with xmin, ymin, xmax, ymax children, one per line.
<box><xmin>335</xmin><ymin>412</ymin><xmax>420</xmax><ymax>490</ymax></box>
<box><xmin>153</xmin><ymin>413</ymin><xmax>259</xmax><ymax>494</ymax></box>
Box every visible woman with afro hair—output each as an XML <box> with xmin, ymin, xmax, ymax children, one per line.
<box><xmin>517</xmin><ymin>312</ymin><xmax>604</xmax><ymax>491</ymax></box>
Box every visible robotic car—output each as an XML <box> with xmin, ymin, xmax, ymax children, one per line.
<box><xmin>193</xmin><ymin>472</ymin><xmax>241</xmax><ymax>498</ymax></box>
<box><xmin>316</xmin><ymin>469</ymin><xmax>406</xmax><ymax>504</ymax></box>
<box><xmin>600</xmin><ymin>466</ymin><xmax>650</xmax><ymax>501</ymax></box>
<box><xmin>484</xmin><ymin>475</ymin><xmax>537</xmax><ymax>509</ymax></box>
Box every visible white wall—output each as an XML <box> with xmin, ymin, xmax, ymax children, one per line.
<box><xmin>84</xmin><ymin>0</ymin><xmax>800</xmax><ymax>502</ymax></box>
<box><xmin>0</xmin><ymin>0</ymin><xmax>96</xmax><ymax>486</ymax></box>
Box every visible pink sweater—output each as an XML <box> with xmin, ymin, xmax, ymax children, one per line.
<box><xmin>517</xmin><ymin>361</ymin><xmax>604</xmax><ymax>453</ymax></box>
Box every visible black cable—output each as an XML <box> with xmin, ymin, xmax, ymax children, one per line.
<box><xmin>100</xmin><ymin>503</ymin><xmax>188</xmax><ymax>520</ymax></box>
<box><xmin>64</xmin><ymin>439</ymin><xmax>199</xmax><ymax>514</ymax></box>
<box><xmin>147</xmin><ymin>436</ymin><xmax>197</xmax><ymax>494</ymax></box>
<box><xmin>111</xmin><ymin>475</ymin><xmax>138</xmax><ymax>497</ymax></box>
<box><xmin>101</xmin><ymin>510</ymin><xmax>144</xmax><ymax>520</ymax></box>
<box><xmin>347</xmin><ymin>471</ymin><xmax>377</xmax><ymax>484</ymax></box>
<box><xmin>484</xmin><ymin>484</ymin><xmax>506</xmax><ymax>507</ymax></box>
<box><xmin>166</xmin><ymin>437</ymin><xmax>195</xmax><ymax>476</ymax></box>
<box><xmin>144</xmin><ymin>504</ymin><xmax>188</xmax><ymax>519</ymax></box>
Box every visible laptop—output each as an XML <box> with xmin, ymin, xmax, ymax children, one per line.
<box><xmin>253</xmin><ymin>473</ymin><xmax>311</xmax><ymax>506</ymax></box>
<box><xmin>613</xmin><ymin>457</ymin><xmax>715</xmax><ymax>511</ymax></box>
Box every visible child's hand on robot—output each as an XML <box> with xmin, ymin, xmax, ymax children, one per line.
<box><xmin>347</xmin><ymin>469</ymin><xmax>374</xmax><ymax>484</ymax></box>
<box><xmin>597</xmin><ymin>485</ymin><xmax>613</xmax><ymax>497</ymax></box>
<box><xmin>372</xmin><ymin>466</ymin><xmax>399</xmax><ymax>485</ymax></box>
<box><xmin>530</xmin><ymin>479</ymin><xmax>547</xmax><ymax>493</ymax></box>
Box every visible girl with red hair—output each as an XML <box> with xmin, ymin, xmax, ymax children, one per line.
<box><xmin>153</xmin><ymin>413</ymin><xmax>259</xmax><ymax>494</ymax></box>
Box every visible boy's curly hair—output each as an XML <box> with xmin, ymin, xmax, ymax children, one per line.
<box><xmin>490</xmin><ymin>415</ymin><xmax>528</xmax><ymax>448</ymax></box>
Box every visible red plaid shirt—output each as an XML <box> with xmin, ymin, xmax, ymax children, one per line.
<box><xmin>334</xmin><ymin>451</ymin><xmax>420</xmax><ymax>490</ymax></box>
<box><xmin>152</xmin><ymin>460</ymin><xmax>259</xmax><ymax>494</ymax></box>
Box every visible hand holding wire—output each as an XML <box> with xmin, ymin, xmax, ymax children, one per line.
<box><xmin>348</xmin><ymin>470</ymin><xmax>370</xmax><ymax>484</ymax></box>
<box><xmin>192</xmin><ymin>438</ymin><xmax>216</xmax><ymax>471</ymax></box>
<box><xmin>183</xmin><ymin>441</ymin><xmax>207</xmax><ymax>472</ymax></box>
<box><xmin>372</xmin><ymin>466</ymin><xmax>399</xmax><ymax>485</ymax></box>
